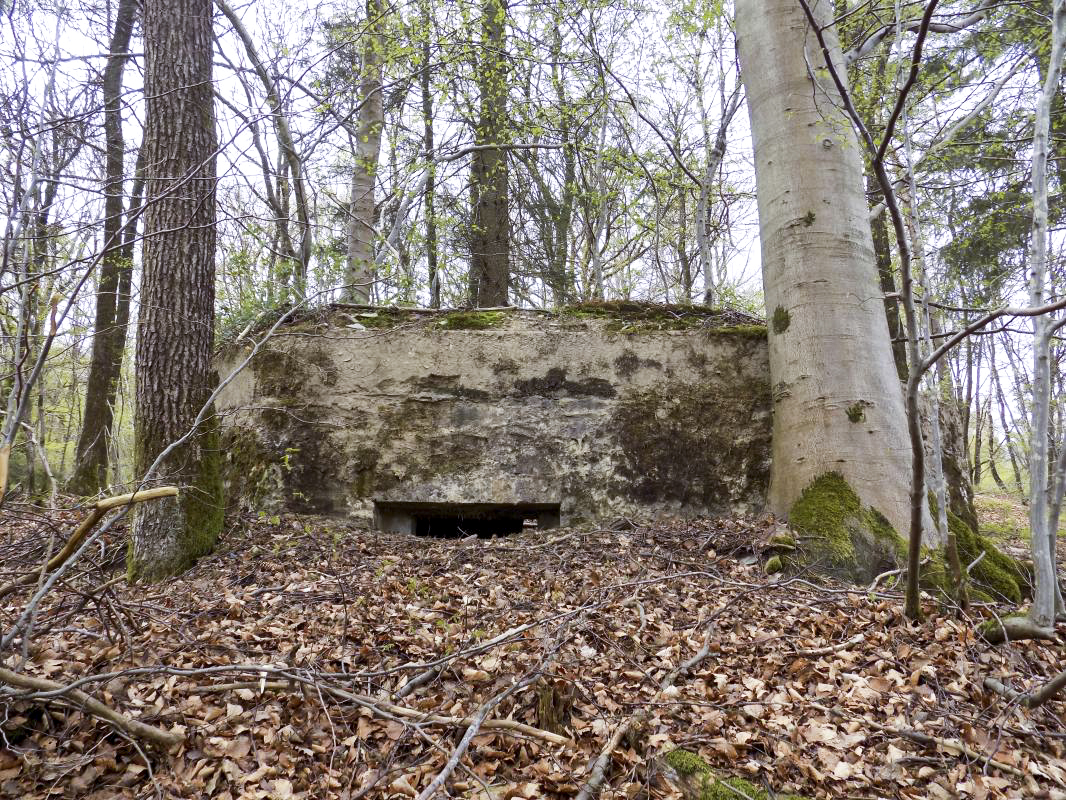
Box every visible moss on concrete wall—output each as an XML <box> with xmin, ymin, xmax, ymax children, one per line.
<box><xmin>611</xmin><ymin>379</ymin><xmax>771</xmax><ymax>511</ymax></box>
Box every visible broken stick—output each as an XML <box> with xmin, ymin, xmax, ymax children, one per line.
<box><xmin>0</xmin><ymin>487</ymin><xmax>178</xmax><ymax>602</ymax></box>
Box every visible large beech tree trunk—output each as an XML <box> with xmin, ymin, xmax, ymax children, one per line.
<box><xmin>130</xmin><ymin>0</ymin><xmax>223</xmax><ymax>582</ymax></box>
<box><xmin>68</xmin><ymin>0</ymin><xmax>138</xmax><ymax>496</ymax></box>
<box><xmin>735</xmin><ymin>0</ymin><xmax>920</xmax><ymax>539</ymax></box>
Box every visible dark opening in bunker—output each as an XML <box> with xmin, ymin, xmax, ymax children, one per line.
<box><xmin>374</xmin><ymin>501</ymin><xmax>561</xmax><ymax>538</ymax></box>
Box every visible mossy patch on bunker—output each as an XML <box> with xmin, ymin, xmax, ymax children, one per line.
<box><xmin>612</xmin><ymin>381</ymin><xmax>771</xmax><ymax>510</ymax></box>
<box><xmin>563</xmin><ymin>300</ymin><xmax>764</xmax><ymax>335</ymax></box>
<box><xmin>438</xmin><ymin>310</ymin><xmax>506</xmax><ymax>330</ymax></box>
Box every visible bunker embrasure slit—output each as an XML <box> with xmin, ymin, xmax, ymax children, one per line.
<box><xmin>374</xmin><ymin>501</ymin><xmax>561</xmax><ymax>538</ymax></box>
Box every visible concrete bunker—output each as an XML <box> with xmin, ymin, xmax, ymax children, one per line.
<box><xmin>214</xmin><ymin>304</ymin><xmax>773</xmax><ymax>531</ymax></box>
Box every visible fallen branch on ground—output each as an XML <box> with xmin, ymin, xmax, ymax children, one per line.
<box><xmin>984</xmin><ymin>667</ymin><xmax>1066</xmax><ymax>709</ymax></box>
<box><xmin>415</xmin><ymin>675</ymin><xmax>538</xmax><ymax>800</ymax></box>
<box><xmin>189</xmin><ymin>679</ymin><xmax>571</xmax><ymax>746</ymax></box>
<box><xmin>0</xmin><ymin>665</ymin><xmax>183</xmax><ymax>749</ymax></box>
<box><xmin>576</xmin><ymin>620</ymin><xmax>718</xmax><ymax>800</ymax></box>
<box><xmin>810</xmin><ymin>701</ymin><xmax>1030</xmax><ymax>782</ymax></box>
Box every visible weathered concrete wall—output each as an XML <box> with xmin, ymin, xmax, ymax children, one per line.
<box><xmin>214</xmin><ymin>306</ymin><xmax>772</xmax><ymax>528</ymax></box>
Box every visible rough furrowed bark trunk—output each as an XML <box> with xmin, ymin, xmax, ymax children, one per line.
<box><xmin>131</xmin><ymin>0</ymin><xmax>223</xmax><ymax>583</ymax></box>
<box><xmin>69</xmin><ymin>0</ymin><xmax>138</xmax><ymax>497</ymax></box>
<box><xmin>735</xmin><ymin>0</ymin><xmax>923</xmax><ymax>543</ymax></box>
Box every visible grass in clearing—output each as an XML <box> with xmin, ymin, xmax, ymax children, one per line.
<box><xmin>974</xmin><ymin>491</ymin><xmax>1066</xmax><ymax>541</ymax></box>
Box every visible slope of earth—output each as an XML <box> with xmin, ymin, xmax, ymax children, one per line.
<box><xmin>1</xmin><ymin>508</ymin><xmax>1065</xmax><ymax>799</ymax></box>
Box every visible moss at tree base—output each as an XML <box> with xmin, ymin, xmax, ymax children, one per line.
<box><xmin>663</xmin><ymin>749</ymin><xmax>811</xmax><ymax>800</ymax></box>
<box><xmin>782</xmin><ymin>472</ymin><xmax>1026</xmax><ymax>602</ymax></box>
<box><xmin>127</xmin><ymin>412</ymin><xmax>225</xmax><ymax>583</ymax></box>
<box><xmin>786</xmin><ymin>472</ymin><xmax>903</xmax><ymax>585</ymax></box>
<box><xmin>948</xmin><ymin>509</ymin><xmax>1027</xmax><ymax>603</ymax></box>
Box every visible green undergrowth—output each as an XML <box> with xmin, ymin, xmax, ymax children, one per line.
<box><xmin>664</xmin><ymin>750</ymin><xmax>810</xmax><ymax>800</ymax></box>
<box><xmin>775</xmin><ymin>473</ymin><xmax>1027</xmax><ymax>602</ymax></box>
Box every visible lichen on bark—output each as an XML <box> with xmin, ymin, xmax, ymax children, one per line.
<box><xmin>128</xmin><ymin>413</ymin><xmax>224</xmax><ymax>583</ymax></box>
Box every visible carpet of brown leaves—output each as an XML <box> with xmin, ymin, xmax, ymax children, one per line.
<box><xmin>2</xmin><ymin>509</ymin><xmax>1065</xmax><ymax>799</ymax></box>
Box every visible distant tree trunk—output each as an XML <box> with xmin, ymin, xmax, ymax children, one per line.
<box><xmin>735</xmin><ymin>0</ymin><xmax>923</xmax><ymax>539</ymax></box>
<box><xmin>468</xmin><ymin>0</ymin><xmax>510</xmax><ymax>307</ymax></box>
<box><xmin>868</xmin><ymin>177</ymin><xmax>908</xmax><ymax>382</ymax></box>
<box><xmin>130</xmin><ymin>0</ymin><xmax>223</xmax><ymax>582</ymax></box>
<box><xmin>420</xmin><ymin>0</ymin><xmax>440</xmax><ymax>308</ymax></box>
<box><xmin>68</xmin><ymin>0</ymin><xmax>137</xmax><ymax>496</ymax></box>
<box><xmin>345</xmin><ymin>0</ymin><xmax>384</xmax><ymax>304</ymax></box>
<box><xmin>546</xmin><ymin>21</ymin><xmax>574</xmax><ymax>307</ymax></box>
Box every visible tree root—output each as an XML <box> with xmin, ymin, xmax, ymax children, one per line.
<box><xmin>984</xmin><ymin>668</ymin><xmax>1066</xmax><ymax>709</ymax></box>
<box><xmin>977</xmin><ymin>614</ymin><xmax>1059</xmax><ymax>645</ymax></box>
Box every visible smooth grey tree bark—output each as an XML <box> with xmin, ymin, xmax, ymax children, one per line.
<box><xmin>734</xmin><ymin>0</ymin><xmax>923</xmax><ymax>539</ymax></box>
<box><xmin>1026</xmin><ymin>0</ymin><xmax>1066</xmax><ymax>628</ymax></box>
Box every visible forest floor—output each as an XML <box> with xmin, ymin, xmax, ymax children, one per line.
<box><xmin>1</xmin><ymin>504</ymin><xmax>1066</xmax><ymax>800</ymax></box>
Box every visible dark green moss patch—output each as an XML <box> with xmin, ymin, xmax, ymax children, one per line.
<box><xmin>708</xmin><ymin>324</ymin><xmax>768</xmax><ymax>339</ymax></box>
<box><xmin>253</xmin><ymin>348</ymin><xmax>312</xmax><ymax>399</ymax></box>
<box><xmin>664</xmin><ymin>750</ymin><xmax>810</xmax><ymax>800</ymax></box>
<box><xmin>949</xmin><ymin>510</ymin><xmax>1027</xmax><ymax>603</ymax></box>
<box><xmin>612</xmin><ymin>381</ymin><xmax>771</xmax><ymax>509</ymax></box>
<box><xmin>772</xmin><ymin>305</ymin><xmax>790</xmax><ymax>334</ymax></box>
<box><xmin>438</xmin><ymin>310</ymin><xmax>505</xmax><ymax>330</ymax></box>
<box><xmin>182</xmin><ymin>411</ymin><xmax>225</xmax><ymax>562</ymax></box>
<box><xmin>563</xmin><ymin>301</ymin><xmax>764</xmax><ymax>335</ymax></box>
<box><xmin>846</xmin><ymin>401</ymin><xmax>870</xmax><ymax>423</ymax></box>
<box><xmin>613</xmin><ymin>350</ymin><xmax>662</xmax><ymax>377</ymax></box>
<box><xmin>785</xmin><ymin>476</ymin><xmax>1027</xmax><ymax>598</ymax></box>
<box><xmin>788</xmin><ymin>473</ymin><xmax>904</xmax><ymax>584</ymax></box>
<box><xmin>513</xmin><ymin>367</ymin><xmax>616</xmax><ymax>398</ymax></box>
<box><xmin>128</xmin><ymin>412</ymin><xmax>225</xmax><ymax>583</ymax></box>
<box><xmin>411</xmin><ymin>374</ymin><xmax>493</xmax><ymax>401</ymax></box>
